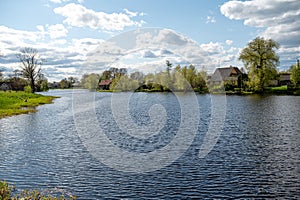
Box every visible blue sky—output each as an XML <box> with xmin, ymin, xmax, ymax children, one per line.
<box><xmin>0</xmin><ymin>0</ymin><xmax>299</xmax><ymax>81</ymax></box>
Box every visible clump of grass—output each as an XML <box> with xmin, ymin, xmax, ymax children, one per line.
<box><xmin>0</xmin><ymin>91</ymin><xmax>57</xmax><ymax>118</ymax></box>
<box><xmin>0</xmin><ymin>180</ymin><xmax>76</xmax><ymax>200</ymax></box>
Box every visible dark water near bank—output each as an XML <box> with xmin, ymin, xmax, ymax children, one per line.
<box><xmin>0</xmin><ymin>90</ymin><xmax>299</xmax><ymax>199</ymax></box>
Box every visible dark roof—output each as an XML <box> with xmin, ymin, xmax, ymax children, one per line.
<box><xmin>279</xmin><ymin>74</ymin><xmax>291</xmax><ymax>81</ymax></box>
<box><xmin>210</xmin><ymin>67</ymin><xmax>242</xmax><ymax>82</ymax></box>
<box><xmin>99</xmin><ymin>80</ymin><xmax>112</xmax><ymax>86</ymax></box>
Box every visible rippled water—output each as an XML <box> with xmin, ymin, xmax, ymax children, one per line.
<box><xmin>0</xmin><ymin>90</ymin><xmax>299</xmax><ymax>199</ymax></box>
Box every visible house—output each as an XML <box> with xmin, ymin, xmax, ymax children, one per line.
<box><xmin>99</xmin><ymin>80</ymin><xmax>112</xmax><ymax>90</ymax></box>
<box><xmin>209</xmin><ymin>66</ymin><xmax>242</xmax><ymax>87</ymax></box>
<box><xmin>0</xmin><ymin>82</ymin><xmax>12</xmax><ymax>91</ymax></box>
<box><xmin>279</xmin><ymin>73</ymin><xmax>291</xmax><ymax>86</ymax></box>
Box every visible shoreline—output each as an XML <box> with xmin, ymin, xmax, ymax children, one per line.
<box><xmin>0</xmin><ymin>91</ymin><xmax>58</xmax><ymax>119</ymax></box>
<box><xmin>95</xmin><ymin>89</ymin><xmax>300</xmax><ymax>96</ymax></box>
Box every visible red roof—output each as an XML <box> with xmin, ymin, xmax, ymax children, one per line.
<box><xmin>99</xmin><ymin>80</ymin><xmax>112</xmax><ymax>86</ymax></box>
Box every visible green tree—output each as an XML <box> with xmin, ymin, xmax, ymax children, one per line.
<box><xmin>36</xmin><ymin>72</ymin><xmax>48</xmax><ymax>91</ymax></box>
<box><xmin>111</xmin><ymin>75</ymin><xmax>139</xmax><ymax>91</ymax></box>
<box><xmin>194</xmin><ymin>70</ymin><xmax>208</xmax><ymax>92</ymax></box>
<box><xmin>144</xmin><ymin>73</ymin><xmax>155</xmax><ymax>89</ymax></box>
<box><xmin>130</xmin><ymin>71</ymin><xmax>144</xmax><ymax>82</ymax></box>
<box><xmin>59</xmin><ymin>78</ymin><xmax>70</xmax><ymax>89</ymax></box>
<box><xmin>186</xmin><ymin>64</ymin><xmax>197</xmax><ymax>88</ymax></box>
<box><xmin>239</xmin><ymin>37</ymin><xmax>279</xmax><ymax>92</ymax></box>
<box><xmin>81</xmin><ymin>73</ymin><xmax>100</xmax><ymax>90</ymax></box>
<box><xmin>291</xmin><ymin>61</ymin><xmax>300</xmax><ymax>86</ymax></box>
<box><xmin>17</xmin><ymin>47</ymin><xmax>43</xmax><ymax>93</ymax></box>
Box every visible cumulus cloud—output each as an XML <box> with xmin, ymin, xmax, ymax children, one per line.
<box><xmin>36</xmin><ymin>24</ymin><xmax>68</xmax><ymax>39</ymax></box>
<box><xmin>53</xmin><ymin>3</ymin><xmax>145</xmax><ymax>31</ymax></box>
<box><xmin>200</xmin><ymin>42</ymin><xmax>224</xmax><ymax>55</ymax></box>
<box><xmin>0</xmin><ymin>25</ymin><xmax>43</xmax><ymax>46</ymax></box>
<box><xmin>86</xmin><ymin>28</ymin><xmax>240</xmax><ymax>75</ymax></box>
<box><xmin>220</xmin><ymin>0</ymin><xmax>300</xmax><ymax>68</ymax></box>
<box><xmin>0</xmin><ymin>26</ymin><xmax>238</xmax><ymax>80</ymax></box>
<box><xmin>47</xmin><ymin>24</ymin><xmax>68</xmax><ymax>39</ymax></box>
<box><xmin>226</xmin><ymin>40</ymin><xmax>233</xmax><ymax>45</ymax></box>
<box><xmin>0</xmin><ymin>25</ymin><xmax>104</xmax><ymax>81</ymax></box>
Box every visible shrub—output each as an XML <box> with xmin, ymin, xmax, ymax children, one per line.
<box><xmin>0</xmin><ymin>180</ymin><xmax>13</xmax><ymax>200</ymax></box>
<box><xmin>0</xmin><ymin>180</ymin><xmax>76</xmax><ymax>200</ymax></box>
<box><xmin>24</xmin><ymin>85</ymin><xmax>32</xmax><ymax>93</ymax></box>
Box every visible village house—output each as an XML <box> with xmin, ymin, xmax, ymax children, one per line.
<box><xmin>99</xmin><ymin>80</ymin><xmax>112</xmax><ymax>90</ymax></box>
<box><xmin>209</xmin><ymin>66</ymin><xmax>242</xmax><ymax>88</ymax></box>
<box><xmin>279</xmin><ymin>73</ymin><xmax>292</xmax><ymax>86</ymax></box>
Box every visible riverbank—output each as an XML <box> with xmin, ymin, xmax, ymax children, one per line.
<box><xmin>0</xmin><ymin>91</ymin><xmax>57</xmax><ymax>119</ymax></box>
<box><xmin>97</xmin><ymin>88</ymin><xmax>300</xmax><ymax>95</ymax></box>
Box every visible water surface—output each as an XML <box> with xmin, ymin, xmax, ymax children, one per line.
<box><xmin>0</xmin><ymin>90</ymin><xmax>299</xmax><ymax>199</ymax></box>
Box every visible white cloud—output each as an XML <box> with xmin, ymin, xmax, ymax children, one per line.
<box><xmin>220</xmin><ymin>0</ymin><xmax>300</xmax><ymax>68</ymax></box>
<box><xmin>0</xmin><ymin>26</ymin><xmax>239</xmax><ymax>81</ymax></box>
<box><xmin>53</xmin><ymin>3</ymin><xmax>145</xmax><ymax>31</ymax></box>
<box><xmin>47</xmin><ymin>24</ymin><xmax>68</xmax><ymax>39</ymax></box>
<box><xmin>87</xmin><ymin>28</ymin><xmax>241</xmax><ymax>75</ymax></box>
<box><xmin>123</xmin><ymin>9</ymin><xmax>138</xmax><ymax>17</ymax></box>
<box><xmin>200</xmin><ymin>42</ymin><xmax>224</xmax><ymax>55</ymax></box>
<box><xmin>0</xmin><ymin>25</ymin><xmax>105</xmax><ymax>81</ymax></box>
<box><xmin>0</xmin><ymin>25</ymin><xmax>43</xmax><ymax>48</ymax></box>
<box><xmin>226</xmin><ymin>40</ymin><xmax>233</xmax><ymax>45</ymax></box>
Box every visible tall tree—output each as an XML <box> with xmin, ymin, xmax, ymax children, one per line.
<box><xmin>290</xmin><ymin>60</ymin><xmax>300</xmax><ymax>86</ymax></box>
<box><xmin>239</xmin><ymin>37</ymin><xmax>279</xmax><ymax>92</ymax></box>
<box><xmin>17</xmin><ymin>47</ymin><xmax>43</xmax><ymax>93</ymax></box>
<box><xmin>164</xmin><ymin>60</ymin><xmax>174</xmax><ymax>90</ymax></box>
<box><xmin>186</xmin><ymin>64</ymin><xmax>197</xmax><ymax>88</ymax></box>
<box><xmin>166</xmin><ymin>60</ymin><xmax>172</xmax><ymax>76</ymax></box>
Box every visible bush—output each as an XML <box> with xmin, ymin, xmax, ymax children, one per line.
<box><xmin>0</xmin><ymin>180</ymin><xmax>76</xmax><ymax>200</ymax></box>
<box><xmin>0</xmin><ymin>180</ymin><xmax>13</xmax><ymax>200</ymax></box>
<box><xmin>24</xmin><ymin>85</ymin><xmax>32</xmax><ymax>93</ymax></box>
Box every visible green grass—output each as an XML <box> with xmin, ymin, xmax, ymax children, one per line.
<box><xmin>267</xmin><ymin>85</ymin><xmax>288</xmax><ymax>91</ymax></box>
<box><xmin>0</xmin><ymin>91</ymin><xmax>57</xmax><ymax>119</ymax></box>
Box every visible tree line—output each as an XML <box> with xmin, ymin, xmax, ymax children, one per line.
<box><xmin>80</xmin><ymin>62</ymin><xmax>208</xmax><ymax>93</ymax></box>
<box><xmin>1</xmin><ymin>37</ymin><xmax>299</xmax><ymax>93</ymax></box>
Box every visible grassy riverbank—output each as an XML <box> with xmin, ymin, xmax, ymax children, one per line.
<box><xmin>0</xmin><ymin>91</ymin><xmax>57</xmax><ymax>119</ymax></box>
<box><xmin>0</xmin><ymin>180</ymin><xmax>76</xmax><ymax>199</ymax></box>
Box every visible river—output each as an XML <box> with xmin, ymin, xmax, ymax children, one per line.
<box><xmin>0</xmin><ymin>89</ymin><xmax>299</xmax><ymax>199</ymax></box>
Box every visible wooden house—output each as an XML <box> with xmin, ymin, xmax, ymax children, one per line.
<box><xmin>99</xmin><ymin>80</ymin><xmax>112</xmax><ymax>90</ymax></box>
<box><xmin>209</xmin><ymin>66</ymin><xmax>242</xmax><ymax>87</ymax></box>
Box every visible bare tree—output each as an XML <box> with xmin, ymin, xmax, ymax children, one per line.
<box><xmin>17</xmin><ymin>47</ymin><xmax>42</xmax><ymax>93</ymax></box>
